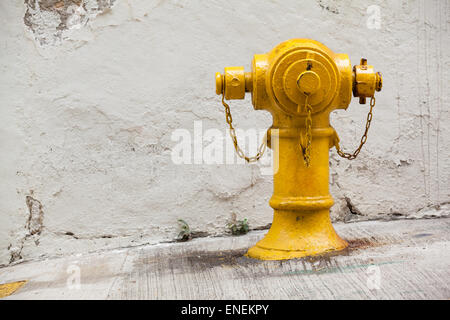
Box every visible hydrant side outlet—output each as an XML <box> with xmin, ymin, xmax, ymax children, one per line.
<box><xmin>216</xmin><ymin>39</ymin><xmax>382</xmax><ymax>260</ymax></box>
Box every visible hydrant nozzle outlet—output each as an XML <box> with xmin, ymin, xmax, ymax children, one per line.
<box><xmin>353</xmin><ymin>58</ymin><xmax>383</xmax><ymax>104</ymax></box>
<box><xmin>216</xmin><ymin>67</ymin><xmax>253</xmax><ymax>99</ymax></box>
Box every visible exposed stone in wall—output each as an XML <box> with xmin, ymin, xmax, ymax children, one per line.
<box><xmin>26</xmin><ymin>196</ymin><xmax>44</xmax><ymax>235</ymax></box>
<box><xmin>8</xmin><ymin>195</ymin><xmax>44</xmax><ymax>264</ymax></box>
<box><xmin>24</xmin><ymin>0</ymin><xmax>116</xmax><ymax>45</ymax></box>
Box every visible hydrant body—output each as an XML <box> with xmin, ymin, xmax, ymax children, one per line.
<box><xmin>216</xmin><ymin>39</ymin><xmax>382</xmax><ymax>260</ymax></box>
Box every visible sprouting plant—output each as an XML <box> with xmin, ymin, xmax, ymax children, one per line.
<box><xmin>177</xmin><ymin>219</ymin><xmax>191</xmax><ymax>242</ymax></box>
<box><xmin>227</xmin><ymin>213</ymin><xmax>249</xmax><ymax>236</ymax></box>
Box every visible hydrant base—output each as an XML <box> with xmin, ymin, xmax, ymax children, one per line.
<box><xmin>246</xmin><ymin>243</ymin><xmax>348</xmax><ymax>261</ymax></box>
<box><xmin>246</xmin><ymin>209</ymin><xmax>348</xmax><ymax>261</ymax></box>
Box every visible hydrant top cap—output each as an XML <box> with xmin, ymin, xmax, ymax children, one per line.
<box><xmin>267</xmin><ymin>41</ymin><xmax>339</xmax><ymax>115</ymax></box>
<box><xmin>297</xmin><ymin>71</ymin><xmax>321</xmax><ymax>95</ymax></box>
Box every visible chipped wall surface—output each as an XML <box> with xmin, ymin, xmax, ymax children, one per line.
<box><xmin>23</xmin><ymin>0</ymin><xmax>116</xmax><ymax>45</ymax></box>
<box><xmin>0</xmin><ymin>0</ymin><xmax>449</xmax><ymax>266</ymax></box>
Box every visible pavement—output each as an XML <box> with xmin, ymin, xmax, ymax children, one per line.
<box><xmin>0</xmin><ymin>218</ymin><xmax>449</xmax><ymax>299</ymax></box>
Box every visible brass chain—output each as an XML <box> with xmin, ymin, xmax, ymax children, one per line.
<box><xmin>334</xmin><ymin>96</ymin><xmax>376</xmax><ymax>160</ymax></box>
<box><xmin>300</xmin><ymin>95</ymin><xmax>313</xmax><ymax>167</ymax></box>
<box><xmin>220</xmin><ymin>83</ymin><xmax>375</xmax><ymax>164</ymax></box>
<box><xmin>221</xmin><ymin>93</ymin><xmax>267</xmax><ymax>163</ymax></box>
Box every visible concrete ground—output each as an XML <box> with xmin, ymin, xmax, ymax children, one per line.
<box><xmin>0</xmin><ymin>218</ymin><xmax>449</xmax><ymax>300</ymax></box>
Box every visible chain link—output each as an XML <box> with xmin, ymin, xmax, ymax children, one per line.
<box><xmin>221</xmin><ymin>94</ymin><xmax>267</xmax><ymax>163</ymax></box>
<box><xmin>334</xmin><ymin>96</ymin><xmax>376</xmax><ymax>160</ymax></box>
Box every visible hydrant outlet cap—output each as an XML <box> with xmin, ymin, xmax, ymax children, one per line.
<box><xmin>215</xmin><ymin>72</ymin><xmax>223</xmax><ymax>95</ymax></box>
<box><xmin>376</xmin><ymin>72</ymin><xmax>383</xmax><ymax>92</ymax></box>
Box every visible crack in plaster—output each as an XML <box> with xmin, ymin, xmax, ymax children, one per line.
<box><xmin>317</xmin><ymin>0</ymin><xmax>340</xmax><ymax>15</ymax></box>
<box><xmin>8</xmin><ymin>196</ymin><xmax>44</xmax><ymax>264</ymax></box>
<box><xmin>344</xmin><ymin>196</ymin><xmax>362</xmax><ymax>216</ymax></box>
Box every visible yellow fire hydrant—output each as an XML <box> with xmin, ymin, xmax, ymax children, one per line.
<box><xmin>215</xmin><ymin>39</ymin><xmax>382</xmax><ymax>260</ymax></box>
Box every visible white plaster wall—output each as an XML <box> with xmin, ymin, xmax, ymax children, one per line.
<box><xmin>0</xmin><ymin>0</ymin><xmax>449</xmax><ymax>266</ymax></box>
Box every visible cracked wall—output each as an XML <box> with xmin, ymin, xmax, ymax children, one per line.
<box><xmin>24</xmin><ymin>0</ymin><xmax>116</xmax><ymax>45</ymax></box>
<box><xmin>8</xmin><ymin>194</ymin><xmax>44</xmax><ymax>263</ymax></box>
<box><xmin>0</xmin><ymin>0</ymin><xmax>449</xmax><ymax>266</ymax></box>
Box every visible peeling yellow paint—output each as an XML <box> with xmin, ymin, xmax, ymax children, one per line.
<box><xmin>0</xmin><ymin>280</ymin><xmax>27</xmax><ymax>298</ymax></box>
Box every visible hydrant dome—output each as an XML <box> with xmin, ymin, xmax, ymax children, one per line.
<box><xmin>266</xmin><ymin>39</ymin><xmax>340</xmax><ymax>116</ymax></box>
